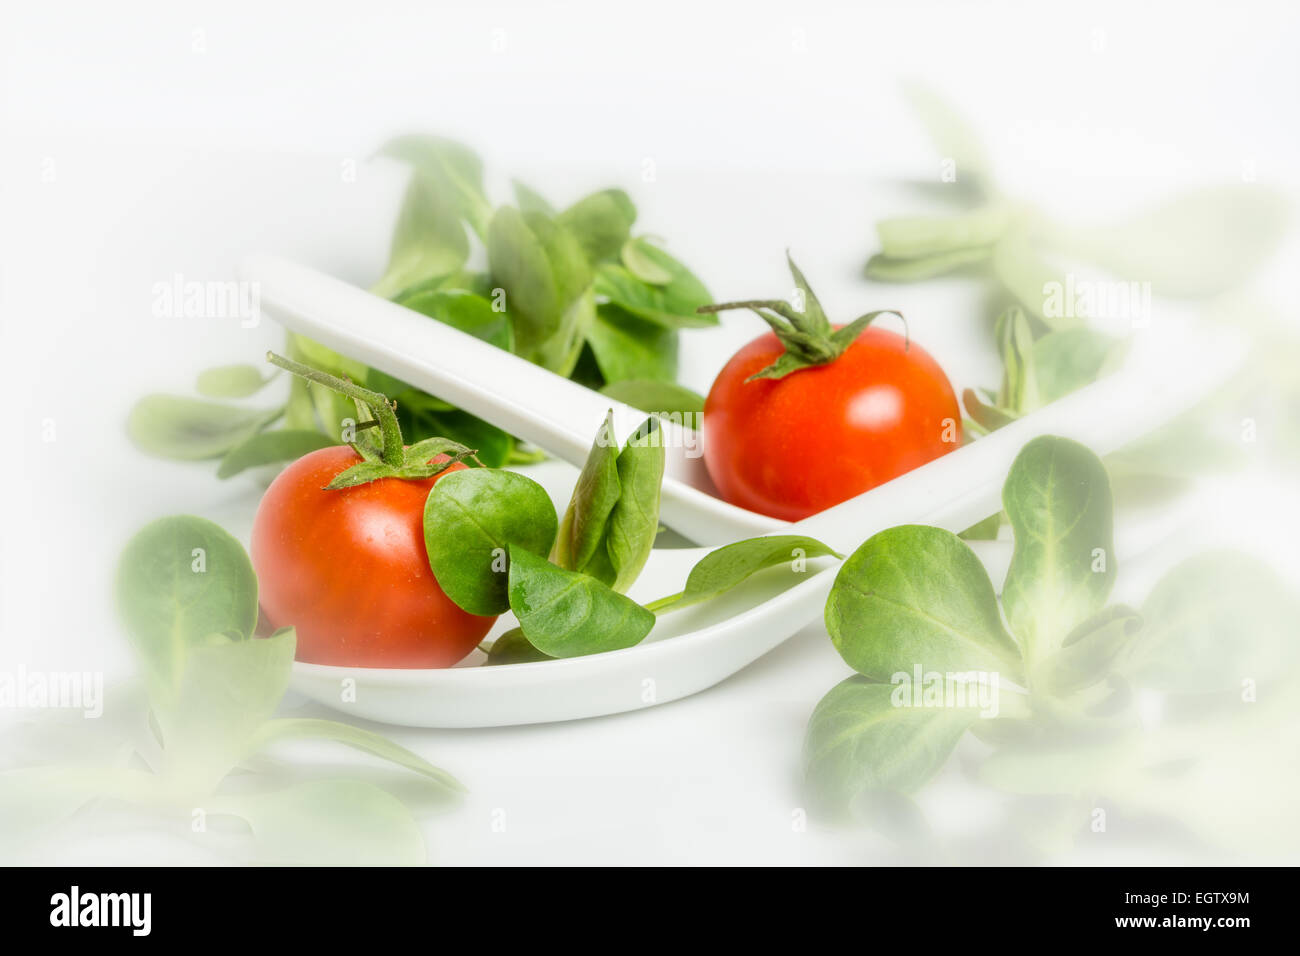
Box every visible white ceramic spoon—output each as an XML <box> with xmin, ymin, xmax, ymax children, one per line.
<box><xmin>242</xmin><ymin>255</ymin><xmax>871</xmax><ymax>545</ymax></box>
<box><xmin>246</xmin><ymin>258</ymin><xmax>1242</xmax><ymax>725</ymax></box>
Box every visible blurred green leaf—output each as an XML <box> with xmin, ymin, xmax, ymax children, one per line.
<box><xmin>154</xmin><ymin>628</ymin><xmax>296</xmax><ymax>789</ymax></box>
<box><xmin>558</xmin><ymin>188</ymin><xmax>637</xmax><ymax>263</ymax></box>
<box><xmin>219</xmin><ymin>779</ymin><xmax>425</xmax><ymax>866</ymax></box>
<box><xmin>251</xmin><ymin>718</ymin><xmax>464</xmax><ymax>796</ymax></box>
<box><xmin>127</xmin><ymin>396</ymin><xmax>280</xmax><ymax>461</ymax></box>
<box><xmin>586</xmin><ymin>305</ymin><xmax>678</xmax><ymax>383</ymax></box>
<box><xmin>803</xmin><ymin>676</ymin><xmax>977</xmax><ymax>820</ymax></box>
<box><xmin>876</xmin><ymin>204</ymin><xmax>1009</xmax><ymax>259</ymax></box>
<box><xmin>216</xmin><ymin>429</ymin><xmax>334</xmax><ymax>479</ymax></box>
<box><xmin>487</xmin><ymin>206</ymin><xmax>594</xmax><ymax>373</ymax></box>
<box><xmin>621</xmin><ymin>236</ymin><xmax>674</xmax><ymax>284</ymax></box>
<box><xmin>901</xmin><ymin>81</ymin><xmax>993</xmax><ymax>192</ymax></box>
<box><xmin>116</xmin><ymin>515</ymin><xmax>260</xmax><ymax>698</ymax></box>
<box><xmin>595</xmin><ymin>242</ymin><xmax>715</xmax><ymax>328</ymax></box>
<box><xmin>1126</xmin><ymin>551</ymin><xmax>1299</xmax><ymax>695</ymax></box>
<box><xmin>599</xmin><ymin>379</ymin><xmax>705</xmax><ymax>417</ymax></box>
<box><xmin>196</xmin><ymin>364</ymin><xmax>270</xmax><ymax>398</ymax></box>
<box><xmin>1064</xmin><ymin>185</ymin><xmax>1289</xmax><ymax>298</ymax></box>
<box><xmin>864</xmin><ymin>246</ymin><xmax>991</xmax><ymax>282</ymax></box>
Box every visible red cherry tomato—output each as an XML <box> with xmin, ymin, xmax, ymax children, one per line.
<box><xmin>251</xmin><ymin>446</ymin><xmax>495</xmax><ymax>668</ymax></box>
<box><xmin>702</xmin><ymin>326</ymin><xmax>961</xmax><ymax>521</ymax></box>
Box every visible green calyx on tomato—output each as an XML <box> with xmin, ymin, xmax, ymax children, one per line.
<box><xmin>266</xmin><ymin>351</ymin><xmax>481</xmax><ymax>489</ymax></box>
<box><xmin>697</xmin><ymin>252</ymin><xmax>906</xmax><ymax>381</ymax></box>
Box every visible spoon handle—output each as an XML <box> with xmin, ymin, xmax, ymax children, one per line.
<box><xmin>243</xmin><ymin>255</ymin><xmax>648</xmax><ymax>465</ymax></box>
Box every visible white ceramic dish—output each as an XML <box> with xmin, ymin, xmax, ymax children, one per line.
<box><xmin>251</xmin><ymin>259</ymin><xmax>1244</xmax><ymax>726</ymax></box>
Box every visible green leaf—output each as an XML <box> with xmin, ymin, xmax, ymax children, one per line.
<box><xmin>219</xmin><ymin>779</ymin><xmax>425</xmax><ymax>866</ymax></box>
<box><xmin>558</xmin><ymin>188</ymin><xmax>637</xmax><ymax>263</ymax></box>
<box><xmin>423</xmin><ymin>468</ymin><xmax>558</xmax><ymax>615</ymax></box>
<box><xmin>991</xmin><ymin>230</ymin><xmax>1075</xmax><ymax>329</ymax></box>
<box><xmin>506</xmin><ymin>545</ymin><xmax>656</xmax><ymax>658</ymax></box>
<box><xmin>864</xmin><ymin>246</ymin><xmax>991</xmax><ymax>282</ymax></box>
<box><xmin>116</xmin><ymin>515</ymin><xmax>260</xmax><ymax>697</ymax></box>
<box><xmin>1126</xmin><ymin>551</ymin><xmax>1299</xmax><ymax>695</ymax></box>
<box><xmin>395</xmin><ymin>287</ymin><xmax>511</xmax><ymax>349</ymax></box>
<box><xmin>487</xmin><ymin>206</ymin><xmax>594</xmax><ymax>372</ymax></box>
<box><xmin>1104</xmin><ymin>412</ymin><xmax>1243</xmax><ymax>484</ymax></box>
<box><xmin>0</xmin><ymin>766</ymin><xmax>149</xmax><ymax>846</ymax></box>
<box><xmin>217</xmin><ymin>429</ymin><xmax>335</xmax><ymax>479</ymax></box>
<box><xmin>1040</xmin><ymin>604</ymin><xmax>1142</xmax><ymax>696</ymax></box>
<box><xmin>901</xmin><ymin>81</ymin><xmax>993</xmax><ymax>191</ymax></box>
<box><xmin>1031</xmin><ymin>328</ymin><xmax>1118</xmax><ymax>405</ymax></box>
<box><xmin>196</xmin><ymin>364</ymin><xmax>270</xmax><ymax>398</ymax></box>
<box><xmin>605</xmin><ymin>419</ymin><xmax>666</xmax><ymax>593</ymax></box>
<box><xmin>863</xmin><ymin>244</ymin><xmax>982</xmax><ymax>278</ymax></box>
<box><xmin>962</xmin><ymin>388</ymin><xmax>1018</xmax><ymax>432</ymax></box>
<box><xmin>593</xmin><ymin>243</ymin><xmax>715</xmax><ymax>328</ymax></box>
<box><xmin>378</xmin><ymin>134</ymin><xmax>491</xmax><ymax>237</ymax></box>
<box><xmin>284</xmin><ymin>335</ymin><xmax>365</xmax><ymax>442</ymax></box>
<box><xmin>154</xmin><ymin>628</ymin><xmax>296</xmax><ymax>789</ymax></box>
<box><xmin>621</xmin><ymin>236</ymin><xmax>674</xmax><ymax>284</ymax></box>
<box><xmin>400</xmin><ymin>397</ymin><xmax>515</xmax><ymax>469</ymax></box>
<box><xmin>127</xmin><ymin>395</ymin><xmax>280</xmax><ymax>461</ymax></box>
<box><xmin>551</xmin><ymin>411</ymin><xmax>622</xmax><ymax>581</ymax></box>
<box><xmin>599</xmin><ymin>379</ymin><xmax>705</xmax><ymax>417</ymax></box>
<box><xmin>371</xmin><ymin>173</ymin><xmax>470</xmax><ymax>299</ymax></box>
<box><xmin>803</xmin><ymin>676</ymin><xmax>976</xmax><ymax>820</ymax></box>
<box><xmin>284</xmin><ymin>375</ymin><xmax>317</xmax><ymax>431</ymax></box>
<box><xmin>1001</xmin><ymin>436</ymin><xmax>1115</xmax><ymax>665</ymax></box>
<box><xmin>485</xmin><ymin>626</ymin><xmax>555</xmax><ymax>665</ymax></box>
<box><xmin>512</xmin><ymin>180</ymin><xmax>557</xmax><ymax>216</ymax></box>
<box><xmin>586</xmin><ymin>305</ymin><xmax>678</xmax><ymax>383</ymax></box>
<box><xmin>875</xmin><ymin>205</ymin><xmax>1009</xmax><ymax>260</ymax></box>
<box><xmin>994</xmin><ymin>306</ymin><xmax>1039</xmax><ymax>414</ymax></box>
<box><xmin>1065</xmin><ymin>185</ymin><xmax>1289</xmax><ymax>298</ymax></box>
<box><xmin>649</xmin><ymin>535</ymin><xmax>840</xmax><ymax>613</ymax></box>
<box><xmin>825</xmin><ymin>525</ymin><xmax>1021</xmax><ymax>681</ymax></box>
<box><xmin>959</xmin><ymin>512</ymin><xmax>1002</xmax><ymax>541</ymax></box>
<box><xmin>289</xmin><ymin>332</ymin><xmax>371</xmax><ymax>383</ymax></box>
<box><xmin>250</xmin><ymin>718</ymin><xmax>464</xmax><ymax>795</ymax></box>
<box><xmin>401</xmin><ymin>435</ymin><xmax>478</xmax><ymax>465</ymax></box>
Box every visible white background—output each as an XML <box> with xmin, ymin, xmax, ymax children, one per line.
<box><xmin>2</xmin><ymin>0</ymin><xmax>1298</xmax><ymax>864</ymax></box>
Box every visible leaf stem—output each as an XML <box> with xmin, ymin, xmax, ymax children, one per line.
<box><xmin>642</xmin><ymin>591</ymin><xmax>683</xmax><ymax>614</ymax></box>
<box><xmin>266</xmin><ymin>351</ymin><xmax>405</xmax><ymax>467</ymax></box>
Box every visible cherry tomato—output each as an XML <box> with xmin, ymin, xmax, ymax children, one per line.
<box><xmin>251</xmin><ymin>446</ymin><xmax>495</xmax><ymax>668</ymax></box>
<box><xmin>702</xmin><ymin>326</ymin><xmax>961</xmax><ymax>521</ymax></box>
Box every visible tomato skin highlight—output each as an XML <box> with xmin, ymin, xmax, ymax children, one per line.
<box><xmin>250</xmin><ymin>446</ymin><xmax>496</xmax><ymax>668</ymax></box>
<box><xmin>702</xmin><ymin>326</ymin><xmax>961</xmax><ymax>521</ymax></box>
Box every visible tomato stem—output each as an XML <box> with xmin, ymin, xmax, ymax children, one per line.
<box><xmin>697</xmin><ymin>257</ymin><xmax>903</xmax><ymax>381</ymax></box>
<box><xmin>266</xmin><ymin>351</ymin><xmax>406</xmax><ymax>467</ymax></box>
